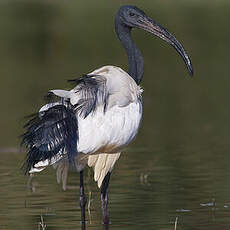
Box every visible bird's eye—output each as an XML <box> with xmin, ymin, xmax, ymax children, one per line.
<box><xmin>129</xmin><ymin>12</ymin><xmax>135</xmax><ymax>17</ymax></box>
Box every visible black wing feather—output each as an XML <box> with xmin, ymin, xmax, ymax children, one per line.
<box><xmin>69</xmin><ymin>74</ymin><xmax>108</xmax><ymax>118</ymax></box>
<box><xmin>22</xmin><ymin>74</ymin><xmax>106</xmax><ymax>174</ymax></box>
<box><xmin>21</xmin><ymin>102</ymin><xmax>78</xmax><ymax>174</ymax></box>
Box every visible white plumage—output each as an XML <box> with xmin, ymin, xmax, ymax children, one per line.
<box><xmin>29</xmin><ymin>66</ymin><xmax>143</xmax><ymax>188</ymax></box>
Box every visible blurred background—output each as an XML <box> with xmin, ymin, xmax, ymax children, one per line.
<box><xmin>1</xmin><ymin>0</ymin><xmax>230</xmax><ymax>229</ymax></box>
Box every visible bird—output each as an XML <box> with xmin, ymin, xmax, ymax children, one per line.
<box><xmin>21</xmin><ymin>5</ymin><xmax>193</xmax><ymax>228</ymax></box>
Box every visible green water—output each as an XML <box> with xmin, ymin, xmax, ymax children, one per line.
<box><xmin>1</xmin><ymin>0</ymin><xmax>230</xmax><ymax>229</ymax></box>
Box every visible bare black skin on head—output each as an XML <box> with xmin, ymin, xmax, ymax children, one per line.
<box><xmin>115</xmin><ymin>5</ymin><xmax>193</xmax><ymax>85</ymax></box>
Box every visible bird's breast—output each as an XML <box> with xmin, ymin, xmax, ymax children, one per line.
<box><xmin>77</xmin><ymin>99</ymin><xmax>142</xmax><ymax>154</ymax></box>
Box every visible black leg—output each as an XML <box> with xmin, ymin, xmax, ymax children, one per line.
<box><xmin>80</xmin><ymin>170</ymin><xmax>87</xmax><ymax>230</ymax></box>
<box><xmin>100</xmin><ymin>172</ymin><xmax>111</xmax><ymax>227</ymax></box>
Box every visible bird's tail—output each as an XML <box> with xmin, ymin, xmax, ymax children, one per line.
<box><xmin>88</xmin><ymin>153</ymin><xmax>121</xmax><ymax>188</ymax></box>
<box><xmin>21</xmin><ymin>101</ymin><xmax>78</xmax><ymax>174</ymax></box>
<box><xmin>50</xmin><ymin>153</ymin><xmax>120</xmax><ymax>190</ymax></box>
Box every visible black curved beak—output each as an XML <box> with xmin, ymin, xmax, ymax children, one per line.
<box><xmin>137</xmin><ymin>16</ymin><xmax>193</xmax><ymax>76</ymax></box>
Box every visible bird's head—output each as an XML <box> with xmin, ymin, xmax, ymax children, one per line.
<box><xmin>117</xmin><ymin>5</ymin><xmax>147</xmax><ymax>28</ymax></box>
<box><xmin>116</xmin><ymin>5</ymin><xmax>193</xmax><ymax>76</ymax></box>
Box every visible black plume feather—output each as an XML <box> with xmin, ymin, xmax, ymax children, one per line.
<box><xmin>69</xmin><ymin>74</ymin><xmax>108</xmax><ymax>118</ymax></box>
<box><xmin>21</xmin><ymin>102</ymin><xmax>78</xmax><ymax>174</ymax></box>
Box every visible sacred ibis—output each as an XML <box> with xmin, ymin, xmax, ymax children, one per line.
<box><xmin>21</xmin><ymin>5</ymin><xmax>193</xmax><ymax>227</ymax></box>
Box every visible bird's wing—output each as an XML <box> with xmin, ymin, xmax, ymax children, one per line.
<box><xmin>21</xmin><ymin>74</ymin><xmax>107</xmax><ymax>174</ymax></box>
<box><xmin>52</xmin><ymin>74</ymin><xmax>108</xmax><ymax>118</ymax></box>
<box><xmin>21</xmin><ymin>101</ymin><xmax>78</xmax><ymax>174</ymax></box>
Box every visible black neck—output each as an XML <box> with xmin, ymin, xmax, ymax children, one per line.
<box><xmin>115</xmin><ymin>16</ymin><xmax>144</xmax><ymax>85</ymax></box>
